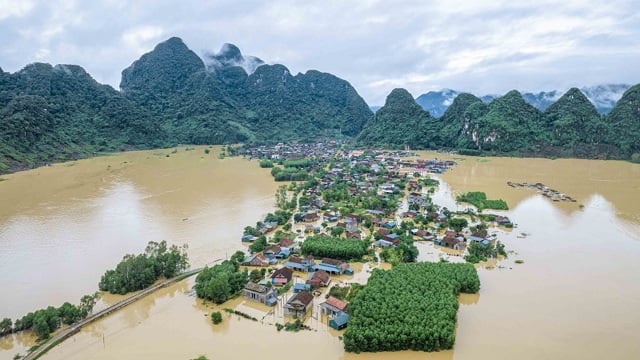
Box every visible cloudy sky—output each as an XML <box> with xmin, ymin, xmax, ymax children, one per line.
<box><xmin>1</xmin><ymin>0</ymin><xmax>638</xmax><ymax>105</ymax></box>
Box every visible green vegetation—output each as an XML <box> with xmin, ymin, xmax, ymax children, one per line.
<box><xmin>194</xmin><ymin>260</ymin><xmax>248</xmax><ymax>304</ymax></box>
<box><xmin>8</xmin><ymin>293</ymin><xmax>99</xmax><ymax>340</ymax></box>
<box><xmin>343</xmin><ymin>262</ymin><xmax>480</xmax><ymax>353</ymax></box>
<box><xmin>357</xmin><ymin>88</ymin><xmax>438</xmax><ymax>149</ymax></box>
<box><xmin>270</xmin><ymin>166</ymin><xmax>309</xmax><ymax>181</ymax></box>
<box><xmin>0</xmin><ymin>38</ymin><xmax>373</xmax><ymax>175</ymax></box>
<box><xmin>354</xmin><ymin>86</ymin><xmax>640</xmax><ymax>161</ymax></box>
<box><xmin>456</xmin><ymin>192</ymin><xmax>508</xmax><ymax>211</ymax></box>
<box><xmin>379</xmin><ymin>234</ymin><xmax>419</xmax><ymax>265</ymax></box>
<box><xmin>222</xmin><ymin>308</ymin><xmax>258</xmax><ymax>321</ymax></box>
<box><xmin>249</xmin><ymin>235</ymin><xmax>267</xmax><ymax>253</ymax></box>
<box><xmin>448</xmin><ymin>217</ymin><xmax>468</xmax><ymax>232</ymax></box>
<box><xmin>300</xmin><ymin>235</ymin><xmax>367</xmax><ymax>260</ymax></box>
<box><xmin>465</xmin><ymin>241</ymin><xmax>507</xmax><ymax>263</ymax></box>
<box><xmin>259</xmin><ymin>159</ymin><xmax>273</xmax><ymax>168</ymax></box>
<box><xmin>515</xmin><ymin>259</ymin><xmax>525</xmax><ymax>264</ymax></box>
<box><xmin>210</xmin><ymin>311</ymin><xmax>222</xmax><ymax>325</ymax></box>
<box><xmin>328</xmin><ymin>283</ymin><xmax>363</xmax><ymax>302</ymax></box>
<box><xmin>98</xmin><ymin>241</ymin><xmax>189</xmax><ymax>294</ymax></box>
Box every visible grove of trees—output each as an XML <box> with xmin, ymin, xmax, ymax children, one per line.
<box><xmin>343</xmin><ymin>262</ymin><xmax>480</xmax><ymax>353</ymax></box>
<box><xmin>194</xmin><ymin>259</ymin><xmax>248</xmax><ymax>304</ymax></box>
<box><xmin>300</xmin><ymin>235</ymin><xmax>367</xmax><ymax>260</ymax></box>
<box><xmin>98</xmin><ymin>241</ymin><xmax>189</xmax><ymax>294</ymax></box>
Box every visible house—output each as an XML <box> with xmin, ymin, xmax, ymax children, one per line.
<box><xmin>381</xmin><ymin>233</ymin><xmax>399</xmax><ymax>245</ymax></box>
<box><xmin>314</xmin><ymin>258</ymin><xmax>354</xmax><ymax>275</ymax></box>
<box><xmin>243</xmin><ymin>254</ymin><xmax>269</xmax><ymax>267</ymax></box>
<box><xmin>284</xmin><ymin>256</ymin><xmax>316</xmax><ymax>272</ymax></box>
<box><xmin>377</xmin><ymin>239</ymin><xmax>394</xmax><ymax>247</ymax></box>
<box><xmin>293</xmin><ymin>283</ymin><xmax>312</xmax><ymax>293</ymax></box>
<box><xmin>303</xmin><ymin>211</ymin><xmax>320</xmax><ymax>222</ymax></box>
<box><xmin>241</xmin><ymin>234</ymin><xmax>256</xmax><ymax>242</ymax></box>
<box><xmin>271</xmin><ymin>267</ymin><xmax>293</xmax><ymax>286</ymax></box>
<box><xmin>284</xmin><ymin>291</ymin><xmax>314</xmax><ymax>317</ymax></box>
<box><xmin>468</xmin><ymin>232</ymin><xmax>488</xmax><ymax>244</ymax></box>
<box><xmin>320</xmin><ymin>296</ymin><xmax>348</xmax><ymax>317</ymax></box>
<box><xmin>344</xmin><ymin>218</ymin><xmax>359</xmax><ymax>233</ymax></box>
<box><xmin>264</xmin><ymin>245</ymin><xmax>290</xmax><ymax>259</ymax></box>
<box><xmin>243</xmin><ymin>282</ymin><xmax>277</xmax><ymax>306</ymax></box>
<box><xmin>306</xmin><ymin>269</ymin><xmax>331</xmax><ymax>288</ymax></box>
<box><xmin>329</xmin><ymin>312</ymin><xmax>350</xmax><ymax>330</ymax></box>
<box><xmin>437</xmin><ymin>236</ymin><xmax>466</xmax><ymax>251</ymax></box>
<box><xmin>496</xmin><ymin>216</ymin><xmax>512</xmax><ymax>226</ymax></box>
<box><xmin>263</xmin><ymin>245</ymin><xmax>281</xmax><ymax>258</ymax></box>
<box><xmin>278</xmin><ymin>238</ymin><xmax>295</xmax><ymax>248</ymax></box>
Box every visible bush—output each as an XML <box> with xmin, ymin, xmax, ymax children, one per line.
<box><xmin>211</xmin><ymin>311</ymin><xmax>222</xmax><ymax>324</ymax></box>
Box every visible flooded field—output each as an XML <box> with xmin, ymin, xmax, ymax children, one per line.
<box><xmin>1</xmin><ymin>150</ymin><xmax>640</xmax><ymax>359</ymax></box>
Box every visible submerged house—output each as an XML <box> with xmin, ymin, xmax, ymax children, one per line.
<box><xmin>329</xmin><ymin>312</ymin><xmax>350</xmax><ymax>330</ymax></box>
<box><xmin>306</xmin><ymin>269</ymin><xmax>331</xmax><ymax>289</ymax></box>
<box><xmin>313</xmin><ymin>258</ymin><xmax>354</xmax><ymax>275</ymax></box>
<box><xmin>320</xmin><ymin>296</ymin><xmax>348</xmax><ymax>317</ymax></box>
<box><xmin>284</xmin><ymin>291</ymin><xmax>314</xmax><ymax>317</ymax></box>
<box><xmin>284</xmin><ymin>256</ymin><xmax>316</xmax><ymax>272</ymax></box>
<box><xmin>243</xmin><ymin>282</ymin><xmax>277</xmax><ymax>306</ymax></box>
<box><xmin>271</xmin><ymin>267</ymin><xmax>293</xmax><ymax>286</ymax></box>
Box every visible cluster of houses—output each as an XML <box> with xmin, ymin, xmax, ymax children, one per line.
<box><xmin>243</xmin><ymin>141</ymin><xmax>340</xmax><ymax>162</ymax></box>
<box><xmin>236</xmin><ymin>143</ymin><xmax>511</xmax><ymax>331</ymax></box>
<box><xmin>241</xmin><ymin>254</ymin><xmax>353</xmax><ymax>329</ymax></box>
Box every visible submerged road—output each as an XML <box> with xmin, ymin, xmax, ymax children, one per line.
<box><xmin>24</xmin><ymin>266</ymin><xmax>208</xmax><ymax>360</ymax></box>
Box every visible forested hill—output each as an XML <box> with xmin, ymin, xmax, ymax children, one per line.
<box><xmin>118</xmin><ymin>37</ymin><xmax>372</xmax><ymax>144</ymax></box>
<box><xmin>1</xmin><ymin>37</ymin><xmax>639</xmax><ymax>174</ymax></box>
<box><xmin>0</xmin><ymin>63</ymin><xmax>163</xmax><ymax>173</ymax></box>
<box><xmin>355</xmin><ymin>85</ymin><xmax>640</xmax><ymax>161</ymax></box>
<box><xmin>0</xmin><ymin>37</ymin><xmax>373</xmax><ymax>173</ymax></box>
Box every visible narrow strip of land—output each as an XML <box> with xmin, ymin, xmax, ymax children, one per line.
<box><xmin>24</xmin><ymin>267</ymin><xmax>205</xmax><ymax>360</ymax></box>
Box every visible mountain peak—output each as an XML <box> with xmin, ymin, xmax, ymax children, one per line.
<box><xmin>120</xmin><ymin>37</ymin><xmax>204</xmax><ymax>93</ymax></box>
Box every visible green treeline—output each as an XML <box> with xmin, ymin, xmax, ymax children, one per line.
<box><xmin>356</xmin><ymin>86</ymin><xmax>640</xmax><ymax>162</ymax></box>
<box><xmin>2</xmin><ymin>293</ymin><xmax>99</xmax><ymax>340</ymax></box>
<box><xmin>465</xmin><ymin>241</ymin><xmax>507</xmax><ymax>264</ymax></box>
<box><xmin>194</xmin><ymin>255</ymin><xmax>249</xmax><ymax>304</ymax></box>
<box><xmin>343</xmin><ymin>262</ymin><xmax>480</xmax><ymax>353</ymax></box>
<box><xmin>2</xmin><ymin>36</ymin><xmax>640</xmax><ymax>175</ymax></box>
<box><xmin>270</xmin><ymin>166</ymin><xmax>309</xmax><ymax>181</ymax></box>
<box><xmin>300</xmin><ymin>235</ymin><xmax>367</xmax><ymax>260</ymax></box>
<box><xmin>456</xmin><ymin>191</ymin><xmax>508</xmax><ymax>211</ymax></box>
<box><xmin>98</xmin><ymin>241</ymin><xmax>189</xmax><ymax>294</ymax></box>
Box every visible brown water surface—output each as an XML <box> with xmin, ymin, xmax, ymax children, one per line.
<box><xmin>2</xmin><ymin>151</ymin><xmax>640</xmax><ymax>360</ymax></box>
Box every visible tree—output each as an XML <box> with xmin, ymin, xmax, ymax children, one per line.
<box><xmin>211</xmin><ymin>311</ymin><xmax>223</xmax><ymax>325</ymax></box>
<box><xmin>230</xmin><ymin>251</ymin><xmax>245</xmax><ymax>265</ymax></box>
<box><xmin>448</xmin><ymin>218</ymin><xmax>468</xmax><ymax>232</ymax></box>
<box><xmin>0</xmin><ymin>318</ymin><xmax>12</xmax><ymax>336</ymax></box>
<box><xmin>331</xmin><ymin>226</ymin><xmax>345</xmax><ymax>237</ymax></box>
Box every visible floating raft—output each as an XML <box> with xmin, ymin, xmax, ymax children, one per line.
<box><xmin>507</xmin><ymin>181</ymin><xmax>577</xmax><ymax>203</ymax></box>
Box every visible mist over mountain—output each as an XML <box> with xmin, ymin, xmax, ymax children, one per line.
<box><xmin>357</xmin><ymin>85</ymin><xmax>639</xmax><ymax>161</ymax></box>
<box><xmin>1</xmin><ymin>36</ymin><xmax>638</xmax><ymax>174</ymax></box>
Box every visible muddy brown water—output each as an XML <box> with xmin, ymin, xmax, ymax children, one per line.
<box><xmin>1</xmin><ymin>150</ymin><xmax>640</xmax><ymax>359</ymax></box>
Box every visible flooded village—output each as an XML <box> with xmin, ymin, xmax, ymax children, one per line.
<box><xmin>1</xmin><ymin>144</ymin><xmax>639</xmax><ymax>360</ymax></box>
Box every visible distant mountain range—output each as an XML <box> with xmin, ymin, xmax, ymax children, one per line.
<box><xmin>1</xmin><ymin>36</ymin><xmax>639</xmax><ymax>174</ymax></box>
<box><xmin>359</xmin><ymin>84</ymin><xmax>640</xmax><ymax>161</ymax></box>
<box><xmin>413</xmin><ymin>84</ymin><xmax>631</xmax><ymax>117</ymax></box>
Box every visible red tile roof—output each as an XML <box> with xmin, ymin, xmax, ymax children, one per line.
<box><xmin>325</xmin><ymin>296</ymin><xmax>348</xmax><ymax>311</ymax></box>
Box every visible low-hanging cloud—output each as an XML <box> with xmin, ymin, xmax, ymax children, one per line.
<box><xmin>0</xmin><ymin>0</ymin><xmax>638</xmax><ymax>105</ymax></box>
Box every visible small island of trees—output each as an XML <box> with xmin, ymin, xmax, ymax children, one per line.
<box><xmin>99</xmin><ymin>240</ymin><xmax>189</xmax><ymax>294</ymax></box>
<box><xmin>343</xmin><ymin>262</ymin><xmax>480</xmax><ymax>353</ymax></box>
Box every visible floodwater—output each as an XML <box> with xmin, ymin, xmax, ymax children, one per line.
<box><xmin>2</xmin><ymin>150</ymin><xmax>640</xmax><ymax>360</ymax></box>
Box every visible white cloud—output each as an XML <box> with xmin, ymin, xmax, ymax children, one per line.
<box><xmin>0</xmin><ymin>0</ymin><xmax>34</xmax><ymax>21</ymax></box>
<box><xmin>0</xmin><ymin>0</ymin><xmax>638</xmax><ymax>104</ymax></box>
<box><xmin>122</xmin><ymin>26</ymin><xmax>165</xmax><ymax>54</ymax></box>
